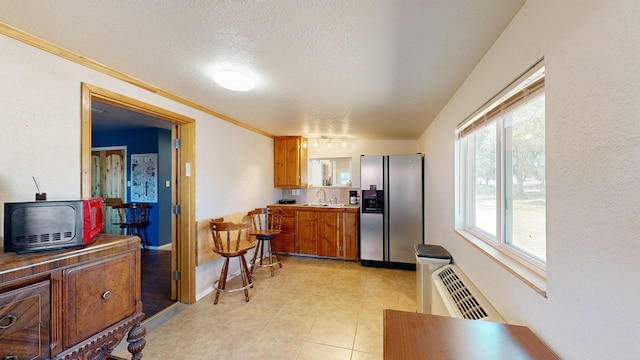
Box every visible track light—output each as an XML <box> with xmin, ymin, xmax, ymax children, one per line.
<box><xmin>306</xmin><ymin>136</ymin><xmax>347</xmax><ymax>149</ymax></box>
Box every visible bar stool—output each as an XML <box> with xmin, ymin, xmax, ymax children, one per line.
<box><xmin>209</xmin><ymin>219</ymin><xmax>255</xmax><ymax>304</ymax></box>
<box><xmin>248</xmin><ymin>208</ymin><xmax>283</xmax><ymax>276</ymax></box>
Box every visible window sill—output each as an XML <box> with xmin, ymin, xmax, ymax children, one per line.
<box><xmin>454</xmin><ymin>229</ymin><xmax>547</xmax><ymax>297</ymax></box>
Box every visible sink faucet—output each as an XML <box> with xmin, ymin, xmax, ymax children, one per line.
<box><xmin>316</xmin><ymin>189</ymin><xmax>327</xmax><ymax>204</ymax></box>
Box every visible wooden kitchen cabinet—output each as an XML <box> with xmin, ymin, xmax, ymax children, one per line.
<box><xmin>274</xmin><ymin>136</ymin><xmax>308</xmax><ymax>188</ymax></box>
<box><xmin>293</xmin><ymin>207</ymin><xmax>358</xmax><ymax>260</ymax></box>
<box><xmin>317</xmin><ymin>212</ymin><xmax>339</xmax><ymax>257</ymax></box>
<box><xmin>341</xmin><ymin>211</ymin><xmax>359</xmax><ymax>260</ymax></box>
<box><xmin>269</xmin><ymin>206</ymin><xmax>296</xmax><ymax>253</ymax></box>
<box><xmin>0</xmin><ymin>235</ymin><xmax>145</xmax><ymax>360</ymax></box>
<box><xmin>297</xmin><ymin>210</ymin><xmax>318</xmax><ymax>255</ymax></box>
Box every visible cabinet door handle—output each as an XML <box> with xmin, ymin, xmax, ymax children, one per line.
<box><xmin>0</xmin><ymin>314</ymin><xmax>17</xmax><ymax>329</ymax></box>
<box><xmin>102</xmin><ymin>290</ymin><xmax>112</xmax><ymax>300</ymax></box>
<box><xmin>3</xmin><ymin>356</ymin><xmax>19</xmax><ymax>360</ymax></box>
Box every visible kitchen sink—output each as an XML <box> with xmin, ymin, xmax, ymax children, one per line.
<box><xmin>302</xmin><ymin>203</ymin><xmax>346</xmax><ymax>207</ymax></box>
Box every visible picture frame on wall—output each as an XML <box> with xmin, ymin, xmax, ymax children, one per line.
<box><xmin>130</xmin><ymin>153</ymin><xmax>158</xmax><ymax>203</ymax></box>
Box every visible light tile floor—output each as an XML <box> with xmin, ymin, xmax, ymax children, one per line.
<box><xmin>120</xmin><ymin>255</ymin><xmax>417</xmax><ymax>360</ymax></box>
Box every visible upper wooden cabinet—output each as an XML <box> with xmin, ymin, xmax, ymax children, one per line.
<box><xmin>274</xmin><ymin>136</ymin><xmax>308</xmax><ymax>188</ymax></box>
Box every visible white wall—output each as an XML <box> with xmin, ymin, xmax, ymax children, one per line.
<box><xmin>419</xmin><ymin>0</ymin><xmax>640</xmax><ymax>358</ymax></box>
<box><xmin>0</xmin><ymin>33</ymin><xmax>277</xmax><ymax>298</ymax></box>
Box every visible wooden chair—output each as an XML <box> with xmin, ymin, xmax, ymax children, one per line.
<box><xmin>113</xmin><ymin>203</ymin><xmax>151</xmax><ymax>250</ymax></box>
<box><xmin>248</xmin><ymin>208</ymin><xmax>284</xmax><ymax>276</ymax></box>
<box><xmin>209</xmin><ymin>220</ymin><xmax>255</xmax><ymax>304</ymax></box>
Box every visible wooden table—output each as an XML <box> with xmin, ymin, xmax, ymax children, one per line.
<box><xmin>384</xmin><ymin>310</ymin><xmax>559</xmax><ymax>360</ymax></box>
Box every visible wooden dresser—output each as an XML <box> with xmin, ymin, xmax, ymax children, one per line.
<box><xmin>0</xmin><ymin>235</ymin><xmax>146</xmax><ymax>360</ymax></box>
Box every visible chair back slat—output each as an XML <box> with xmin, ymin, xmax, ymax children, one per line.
<box><xmin>209</xmin><ymin>220</ymin><xmax>252</xmax><ymax>254</ymax></box>
<box><xmin>248</xmin><ymin>208</ymin><xmax>284</xmax><ymax>232</ymax></box>
<box><xmin>114</xmin><ymin>203</ymin><xmax>150</xmax><ymax>224</ymax></box>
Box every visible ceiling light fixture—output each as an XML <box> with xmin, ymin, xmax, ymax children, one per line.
<box><xmin>307</xmin><ymin>136</ymin><xmax>347</xmax><ymax>149</ymax></box>
<box><xmin>213</xmin><ymin>70</ymin><xmax>255</xmax><ymax>91</ymax></box>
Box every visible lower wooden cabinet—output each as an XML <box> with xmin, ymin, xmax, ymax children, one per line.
<box><xmin>0</xmin><ymin>235</ymin><xmax>145</xmax><ymax>360</ymax></box>
<box><xmin>297</xmin><ymin>210</ymin><xmax>318</xmax><ymax>255</ymax></box>
<box><xmin>317</xmin><ymin>212</ymin><xmax>339</xmax><ymax>257</ymax></box>
<box><xmin>341</xmin><ymin>212</ymin><xmax>359</xmax><ymax>260</ymax></box>
<box><xmin>268</xmin><ymin>205</ymin><xmax>359</xmax><ymax>260</ymax></box>
<box><xmin>272</xmin><ymin>208</ymin><xmax>296</xmax><ymax>253</ymax></box>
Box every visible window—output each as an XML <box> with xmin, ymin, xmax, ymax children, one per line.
<box><xmin>457</xmin><ymin>62</ymin><xmax>546</xmax><ymax>274</ymax></box>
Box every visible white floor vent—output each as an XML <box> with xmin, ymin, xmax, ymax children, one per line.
<box><xmin>431</xmin><ymin>265</ymin><xmax>504</xmax><ymax>323</ymax></box>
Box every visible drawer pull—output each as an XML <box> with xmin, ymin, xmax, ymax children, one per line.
<box><xmin>0</xmin><ymin>315</ymin><xmax>17</xmax><ymax>329</ymax></box>
<box><xmin>102</xmin><ymin>291</ymin><xmax>112</xmax><ymax>300</ymax></box>
<box><xmin>4</xmin><ymin>356</ymin><xmax>19</xmax><ymax>360</ymax></box>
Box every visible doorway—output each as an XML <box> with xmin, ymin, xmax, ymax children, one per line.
<box><xmin>91</xmin><ymin>104</ymin><xmax>176</xmax><ymax>318</ymax></box>
<box><xmin>80</xmin><ymin>83</ymin><xmax>197</xmax><ymax>307</ymax></box>
<box><xmin>91</xmin><ymin>147</ymin><xmax>126</xmax><ymax>235</ymax></box>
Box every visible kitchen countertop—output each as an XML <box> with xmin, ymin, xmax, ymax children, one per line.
<box><xmin>269</xmin><ymin>203</ymin><xmax>360</xmax><ymax>212</ymax></box>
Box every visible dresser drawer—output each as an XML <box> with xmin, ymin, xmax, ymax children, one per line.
<box><xmin>64</xmin><ymin>251</ymin><xmax>136</xmax><ymax>346</ymax></box>
<box><xmin>0</xmin><ymin>280</ymin><xmax>51</xmax><ymax>360</ymax></box>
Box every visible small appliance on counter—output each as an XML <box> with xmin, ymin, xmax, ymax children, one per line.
<box><xmin>3</xmin><ymin>198</ymin><xmax>104</xmax><ymax>253</ymax></box>
<box><xmin>278</xmin><ymin>199</ymin><xmax>296</xmax><ymax>204</ymax></box>
<box><xmin>349</xmin><ymin>190</ymin><xmax>359</xmax><ymax>205</ymax></box>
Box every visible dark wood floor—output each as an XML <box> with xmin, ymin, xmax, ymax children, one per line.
<box><xmin>141</xmin><ymin>249</ymin><xmax>176</xmax><ymax>319</ymax></box>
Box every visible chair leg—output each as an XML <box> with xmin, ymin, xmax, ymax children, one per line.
<box><xmin>259</xmin><ymin>239</ymin><xmax>265</xmax><ymax>266</ymax></box>
<box><xmin>266</xmin><ymin>240</ymin><xmax>275</xmax><ymax>277</ymax></box>
<box><xmin>214</xmin><ymin>257</ymin><xmax>230</xmax><ymax>305</ymax></box>
<box><xmin>250</xmin><ymin>240</ymin><xmax>260</xmax><ymax>274</ymax></box>
<box><xmin>239</xmin><ymin>256</ymin><xmax>251</xmax><ymax>302</ymax></box>
<box><xmin>274</xmin><ymin>243</ymin><xmax>282</xmax><ymax>269</ymax></box>
<box><xmin>140</xmin><ymin>226</ymin><xmax>147</xmax><ymax>250</ymax></box>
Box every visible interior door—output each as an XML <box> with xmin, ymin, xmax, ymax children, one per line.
<box><xmin>91</xmin><ymin>148</ymin><xmax>126</xmax><ymax>234</ymax></box>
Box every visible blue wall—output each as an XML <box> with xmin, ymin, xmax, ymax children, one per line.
<box><xmin>93</xmin><ymin>128</ymin><xmax>172</xmax><ymax>247</ymax></box>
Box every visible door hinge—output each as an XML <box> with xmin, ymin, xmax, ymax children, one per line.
<box><xmin>172</xmin><ymin>270</ymin><xmax>181</xmax><ymax>281</ymax></box>
<box><xmin>174</xmin><ymin>138</ymin><xmax>181</xmax><ymax>149</ymax></box>
<box><xmin>172</xmin><ymin>204</ymin><xmax>181</xmax><ymax>215</ymax></box>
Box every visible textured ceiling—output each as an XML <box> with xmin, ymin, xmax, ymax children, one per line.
<box><xmin>0</xmin><ymin>0</ymin><xmax>524</xmax><ymax>140</ymax></box>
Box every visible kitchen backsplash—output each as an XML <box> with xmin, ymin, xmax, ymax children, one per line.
<box><xmin>281</xmin><ymin>187</ymin><xmax>359</xmax><ymax>205</ymax></box>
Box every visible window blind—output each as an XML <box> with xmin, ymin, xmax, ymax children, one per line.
<box><xmin>457</xmin><ymin>60</ymin><xmax>545</xmax><ymax>139</ymax></box>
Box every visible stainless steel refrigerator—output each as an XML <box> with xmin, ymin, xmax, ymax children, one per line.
<box><xmin>360</xmin><ymin>154</ymin><xmax>423</xmax><ymax>269</ymax></box>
